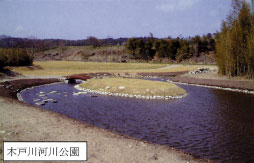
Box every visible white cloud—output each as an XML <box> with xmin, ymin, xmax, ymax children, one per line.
<box><xmin>15</xmin><ymin>25</ymin><xmax>24</xmax><ymax>33</ymax></box>
<box><xmin>156</xmin><ymin>0</ymin><xmax>200</xmax><ymax>13</ymax></box>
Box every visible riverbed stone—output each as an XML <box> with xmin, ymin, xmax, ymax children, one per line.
<box><xmin>119</xmin><ymin>86</ymin><xmax>125</xmax><ymax>90</ymax></box>
<box><xmin>49</xmin><ymin>91</ymin><xmax>58</xmax><ymax>94</ymax></box>
<box><xmin>0</xmin><ymin>130</ymin><xmax>6</xmax><ymax>134</ymax></box>
<box><xmin>106</xmin><ymin>86</ymin><xmax>111</xmax><ymax>89</ymax></box>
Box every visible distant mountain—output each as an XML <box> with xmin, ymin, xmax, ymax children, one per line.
<box><xmin>0</xmin><ymin>35</ymin><xmax>11</xmax><ymax>40</ymax></box>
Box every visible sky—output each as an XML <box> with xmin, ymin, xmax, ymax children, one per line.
<box><xmin>0</xmin><ymin>0</ymin><xmax>236</xmax><ymax>40</ymax></box>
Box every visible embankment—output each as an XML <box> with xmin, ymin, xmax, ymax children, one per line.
<box><xmin>171</xmin><ymin>76</ymin><xmax>254</xmax><ymax>92</ymax></box>
<box><xmin>0</xmin><ymin>78</ymin><xmax>60</xmax><ymax>99</ymax></box>
<box><xmin>0</xmin><ymin>77</ymin><xmax>210</xmax><ymax>163</ymax></box>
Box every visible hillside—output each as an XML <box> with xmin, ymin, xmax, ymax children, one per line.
<box><xmin>33</xmin><ymin>46</ymin><xmax>133</xmax><ymax>62</ymax></box>
<box><xmin>33</xmin><ymin>45</ymin><xmax>215</xmax><ymax>64</ymax></box>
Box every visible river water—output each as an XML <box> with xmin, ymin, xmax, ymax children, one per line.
<box><xmin>20</xmin><ymin>79</ymin><xmax>254</xmax><ymax>162</ymax></box>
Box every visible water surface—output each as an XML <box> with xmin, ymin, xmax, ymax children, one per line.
<box><xmin>20</xmin><ymin>80</ymin><xmax>254</xmax><ymax>162</ymax></box>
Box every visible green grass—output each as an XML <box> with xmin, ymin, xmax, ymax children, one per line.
<box><xmin>80</xmin><ymin>78</ymin><xmax>186</xmax><ymax>97</ymax></box>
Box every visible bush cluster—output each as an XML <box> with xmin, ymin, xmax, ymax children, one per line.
<box><xmin>0</xmin><ymin>48</ymin><xmax>33</xmax><ymax>69</ymax></box>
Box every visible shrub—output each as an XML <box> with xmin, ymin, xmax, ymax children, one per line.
<box><xmin>0</xmin><ymin>48</ymin><xmax>33</xmax><ymax>69</ymax></box>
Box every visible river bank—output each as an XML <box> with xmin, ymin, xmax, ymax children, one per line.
<box><xmin>1</xmin><ymin>66</ymin><xmax>253</xmax><ymax>162</ymax></box>
<box><xmin>0</xmin><ymin>78</ymin><xmax>60</xmax><ymax>99</ymax></box>
<box><xmin>171</xmin><ymin>76</ymin><xmax>254</xmax><ymax>93</ymax></box>
<box><xmin>0</xmin><ymin>77</ymin><xmax>210</xmax><ymax>163</ymax></box>
<box><xmin>132</xmin><ymin>70</ymin><xmax>254</xmax><ymax>93</ymax></box>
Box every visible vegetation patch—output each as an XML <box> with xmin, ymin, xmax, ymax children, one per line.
<box><xmin>216</xmin><ymin>0</ymin><xmax>254</xmax><ymax>78</ymax></box>
<box><xmin>0</xmin><ymin>48</ymin><xmax>33</xmax><ymax>70</ymax></box>
<box><xmin>79</xmin><ymin>78</ymin><xmax>186</xmax><ymax>97</ymax></box>
<box><xmin>11</xmin><ymin>61</ymin><xmax>168</xmax><ymax>76</ymax></box>
<box><xmin>31</xmin><ymin>61</ymin><xmax>167</xmax><ymax>70</ymax></box>
<box><xmin>11</xmin><ymin>61</ymin><xmax>212</xmax><ymax>76</ymax></box>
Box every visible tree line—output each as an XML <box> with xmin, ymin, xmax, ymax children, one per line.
<box><xmin>216</xmin><ymin>0</ymin><xmax>254</xmax><ymax>78</ymax></box>
<box><xmin>126</xmin><ymin>33</ymin><xmax>215</xmax><ymax>62</ymax></box>
<box><xmin>0</xmin><ymin>48</ymin><xmax>33</xmax><ymax>69</ymax></box>
<box><xmin>0</xmin><ymin>37</ymin><xmax>129</xmax><ymax>49</ymax></box>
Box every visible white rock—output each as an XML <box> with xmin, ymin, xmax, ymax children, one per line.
<box><xmin>119</xmin><ymin>86</ymin><xmax>125</xmax><ymax>90</ymax></box>
<box><xmin>73</xmin><ymin>92</ymin><xmax>87</xmax><ymax>96</ymax></box>
<box><xmin>35</xmin><ymin>102</ymin><xmax>45</xmax><ymax>106</ymax></box>
<box><xmin>39</xmin><ymin>94</ymin><xmax>47</xmax><ymax>97</ymax></box>
<box><xmin>106</xmin><ymin>86</ymin><xmax>111</xmax><ymax>89</ymax></box>
<box><xmin>50</xmin><ymin>91</ymin><xmax>58</xmax><ymax>94</ymax></box>
<box><xmin>0</xmin><ymin>130</ymin><xmax>5</xmax><ymax>134</ymax></box>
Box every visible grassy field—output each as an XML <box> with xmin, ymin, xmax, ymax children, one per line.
<box><xmin>11</xmin><ymin>61</ymin><xmax>213</xmax><ymax>76</ymax></box>
<box><xmin>80</xmin><ymin>78</ymin><xmax>186</xmax><ymax>97</ymax></box>
<box><xmin>11</xmin><ymin>61</ymin><xmax>170</xmax><ymax>76</ymax></box>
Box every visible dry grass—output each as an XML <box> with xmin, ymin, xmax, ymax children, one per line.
<box><xmin>11</xmin><ymin>61</ymin><xmax>169</xmax><ymax>76</ymax></box>
<box><xmin>80</xmin><ymin>78</ymin><xmax>186</xmax><ymax>96</ymax></box>
<box><xmin>34</xmin><ymin>61</ymin><xmax>166</xmax><ymax>70</ymax></box>
<box><xmin>11</xmin><ymin>61</ymin><xmax>215</xmax><ymax>77</ymax></box>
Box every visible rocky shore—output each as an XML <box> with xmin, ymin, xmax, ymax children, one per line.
<box><xmin>74</xmin><ymin>84</ymin><xmax>186</xmax><ymax>100</ymax></box>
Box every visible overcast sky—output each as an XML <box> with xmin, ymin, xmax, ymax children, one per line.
<box><xmin>0</xmin><ymin>0</ymin><xmax>235</xmax><ymax>39</ymax></box>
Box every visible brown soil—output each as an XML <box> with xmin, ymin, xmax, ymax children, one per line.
<box><xmin>0</xmin><ymin>78</ymin><xmax>60</xmax><ymax>99</ymax></box>
<box><xmin>34</xmin><ymin>46</ymin><xmax>131</xmax><ymax>63</ymax></box>
<box><xmin>66</xmin><ymin>72</ymin><xmax>112</xmax><ymax>80</ymax></box>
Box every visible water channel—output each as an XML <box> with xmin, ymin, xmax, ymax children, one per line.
<box><xmin>20</xmin><ymin>78</ymin><xmax>254</xmax><ymax>162</ymax></box>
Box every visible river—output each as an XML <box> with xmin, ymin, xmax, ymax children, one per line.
<box><xmin>20</xmin><ymin>78</ymin><xmax>254</xmax><ymax>162</ymax></box>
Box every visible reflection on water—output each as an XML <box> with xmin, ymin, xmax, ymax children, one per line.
<box><xmin>20</xmin><ymin>80</ymin><xmax>254</xmax><ymax>162</ymax></box>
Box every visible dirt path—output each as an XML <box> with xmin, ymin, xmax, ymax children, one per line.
<box><xmin>0</xmin><ymin>97</ymin><xmax>209</xmax><ymax>163</ymax></box>
<box><xmin>157</xmin><ymin>64</ymin><xmax>181</xmax><ymax>69</ymax></box>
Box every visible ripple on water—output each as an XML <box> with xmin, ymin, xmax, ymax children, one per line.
<box><xmin>20</xmin><ymin>81</ymin><xmax>254</xmax><ymax>162</ymax></box>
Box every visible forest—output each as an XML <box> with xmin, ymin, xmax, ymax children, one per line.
<box><xmin>125</xmin><ymin>33</ymin><xmax>215</xmax><ymax>62</ymax></box>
